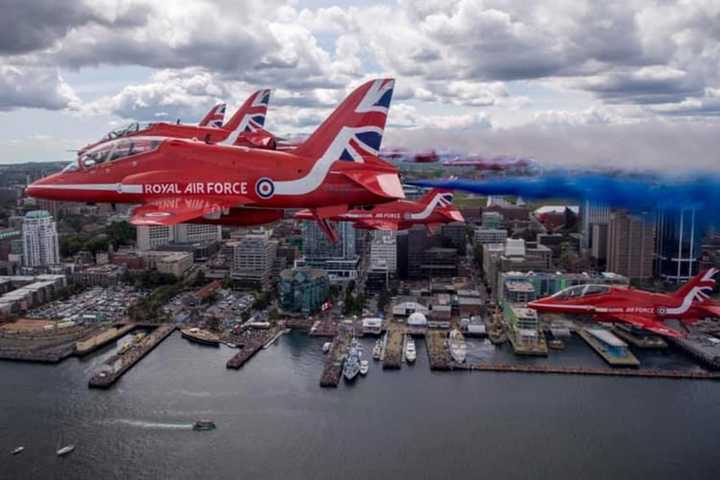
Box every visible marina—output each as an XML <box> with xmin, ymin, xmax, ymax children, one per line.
<box><xmin>319</xmin><ymin>327</ymin><xmax>351</xmax><ymax>387</ymax></box>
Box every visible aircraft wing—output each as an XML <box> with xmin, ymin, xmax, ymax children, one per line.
<box><xmin>697</xmin><ymin>304</ymin><xmax>720</xmax><ymax>319</ymax></box>
<box><xmin>608</xmin><ymin>313</ymin><xmax>684</xmax><ymax>338</ymax></box>
<box><xmin>130</xmin><ymin>197</ymin><xmax>244</xmax><ymax>226</ymax></box>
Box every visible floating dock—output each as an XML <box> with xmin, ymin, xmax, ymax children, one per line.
<box><xmin>319</xmin><ymin>328</ymin><xmax>351</xmax><ymax>387</ymax></box>
<box><xmin>577</xmin><ymin>328</ymin><xmax>640</xmax><ymax>367</ymax></box>
<box><xmin>88</xmin><ymin>324</ymin><xmax>175</xmax><ymax>389</ymax></box>
<box><xmin>382</xmin><ymin>329</ymin><xmax>404</xmax><ymax>369</ymax></box>
<box><xmin>669</xmin><ymin>334</ymin><xmax>720</xmax><ymax>370</ymax></box>
<box><xmin>611</xmin><ymin>326</ymin><xmax>668</xmax><ymax>349</ymax></box>
<box><xmin>75</xmin><ymin>324</ymin><xmax>136</xmax><ymax>356</ymax></box>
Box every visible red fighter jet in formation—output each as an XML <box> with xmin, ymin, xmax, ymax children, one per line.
<box><xmin>77</xmin><ymin>89</ymin><xmax>273</xmax><ymax>155</ymax></box>
<box><xmin>26</xmin><ymin>79</ymin><xmax>404</xmax><ymax>230</ymax></box>
<box><xmin>294</xmin><ymin>188</ymin><xmax>464</xmax><ymax>236</ymax></box>
<box><xmin>527</xmin><ymin>268</ymin><xmax>720</xmax><ymax>337</ymax></box>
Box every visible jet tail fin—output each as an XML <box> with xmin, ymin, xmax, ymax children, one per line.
<box><xmin>292</xmin><ymin>79</ymin><xmax>394</xmax><ymax>162</ymax></box>
<box><xmin>672</xmin><ymin>268</ymin><xmax>718</xmax><ymax>305</ymax></box>
<box><xmin>221</xmin><ymin>89</ymin><xmax>271</xmax><ymax>143</ymax></box>
<box><xmin>198</xmin><ymin>103</ymin><xmax>226</xmax><ymax>128</ymax></box>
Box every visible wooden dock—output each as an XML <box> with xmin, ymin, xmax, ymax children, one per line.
<box><xmin>89</xmin><ymin>324</ymin><xmax>175</xmax><ymax>389</ymax></box>
<box><xmin>577</xmin><ymin>329</ymin><xmax>640</xmax><ymax>367</ymax></box>
<box><xmin>425</xmin><ymin>331</ymin><xmax>451</xmax><ymax>370</ymax></box>
<box><xmin>457</xmin><ymin>362</ymin><xmax>720</xmax><ymax>380</ymax></box>
<box><xmin>320</xmin><ymin>328</ymin><xmax>351</xmax><ymax>387</ymax></box>
<box><xmin>382</xmin><ymin>329</ymin><xmax>404</xmax><ymax>369</ymax></box>
<box><xmin>75</xmin><ymin>324</ymin><xmax>136</xmax><ymax>356</ymax></box>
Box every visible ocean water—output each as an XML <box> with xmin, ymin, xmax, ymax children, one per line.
<box><xmin>1</xmin><ymin>332</ymin><xmax>719</xmax><ymax>480</ymax></box>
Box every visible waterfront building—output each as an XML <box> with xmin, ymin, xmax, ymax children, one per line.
<box><xmin>22</xmin><ymin>210</ymin><xmax>59</xmax><ymax>267</ymax></box>
<box><xmin>498</xmin><ymin>271</ymin><xmax>628</xmax><ymax>300</ymax></box>
<box><xmin>503</xmin><ymin>280</ymin><xmax>536</xmax><ymax>304</ymax></box>
<box><xmin>656</xmin><ymin>208</ymin><xmax>702</xmax><ymax>283</ymax></box>
<box><xmin>483</xmin><ymin>239</ymin><xmax>552</xmax><ymax>294</ymax></box>
<box><xmin>607</xmin><ymin>210</ymin><xmax>656</xmax><ymax>280</ymax></box>
<box><xmin>503</xmin><ymin>304</ymin><xmax>541</xmax><ymax>345</ymax></box>
<box><xmin>279</xmin><ymin>267</ymin><xmax>329</xmax><ymax>315</ymax></box>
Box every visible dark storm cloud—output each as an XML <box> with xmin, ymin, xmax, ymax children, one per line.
<box><xmin>0</xmin><ymin>0</ymin><xmax>100</xmax><ymax>54</ymax></box>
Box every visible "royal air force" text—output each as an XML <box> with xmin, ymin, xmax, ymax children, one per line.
<box><xmin>143</xmin><ymin>182</ymin><xmax>248</xmax><ymax>195</ymax></box>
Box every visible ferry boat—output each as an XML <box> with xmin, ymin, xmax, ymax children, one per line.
<box><xmin>449</xmin><ymin>329</ymin><xmax>467</xmax><ymax>364</ymax></box>
<box><xmin>405</xmin><ymin>337</ymin><xmax>417</xmax><ymax>363</ymax></box>
<box><xmin>56</xmin><ymin>445</ymin><xmax>75</xmax><ymax>457</ymax></box>
<box><xmin>360</xmin><ymin>359</ymin><xmax>369</xmax><ymax>375</ymax></box>
<box><xmin>343</xmin><ymin>340</ymin><xmax>361</xmax><ymax>381</ymax></box>
<box><xmin>193</xmin><ymin>420</ymin><xmax>216</xmax><ymax>431</ymax></box>
<box><xmin>181</xmin><ymin>328</ymin><xmax>220</xmax><ymax>347</ymax></box>
<box><xmin>11</xmin><ymin>446</ymin><xmax>24</xmax><ymax>455</ymax></box>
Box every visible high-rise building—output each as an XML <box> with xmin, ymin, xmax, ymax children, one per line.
<box><xmin>656</xmin><ymin>208</ymin><xmax>702</xmax><ymax>283</ymax></box>
<box><xmin>301</xmin><ymin>221</ymin><xmax>359</xmax><ymax>283</ymax></box>
<box><xmin>474</xmin><ymin>227</ymin><xmax>508</xmax><ymax>246</ymax></box>
<box><xmin>175</xmin><ymin>224</ymin><xmax>222</xmax><ymax>243</ymax></box>
<box><xmin>137</xmin><ymin>225</ymin><xmax>174</xmax><ymax>251</ymax></box>
<box><xmin>370</xmin><ymin>230</ymin><xmax>396</xmax><ymax>273</ymax></box>
<box><xmin>22</xmin><ymin>210</ymin><xmax>60</xmax><ymax>267</ymax></box>
<box><xmin>229</xmin><ymin>230</ymin><xmax>278</xmax><ymax>288</ymax></box>
<box><xmin>580</xmin><ymin>200</ymin><xmax>610</xmax><ymax>251</ymax></box>
<box><xmin>606</xmin><ymin>210</ymin><xmax>655</xmax><ymax>279</ymax></box>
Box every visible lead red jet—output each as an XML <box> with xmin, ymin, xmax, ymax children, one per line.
<box><xmin>26</xmin><ymin>79</ymin><xmax>404</xmax><ymax>229</ymax></box>
<box><xmin>78</xmin><ymin>89</ymin><xmax>272</xmax><ymax>155</ymax></box>
<box><xmin>294</xmin><ymin>188</ymin><xmax>464</xmax><ymax>237</ymax></box>
<box><xmin>527</xmin><ymin>268</ymin><xmax>720</xmax><ymax>337</ymax></box>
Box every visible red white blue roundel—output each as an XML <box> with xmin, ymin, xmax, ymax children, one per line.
<box><xmin>256</xmin><ymin>177</ymin><xmax>275</xmax><ymax>198</ymax></box>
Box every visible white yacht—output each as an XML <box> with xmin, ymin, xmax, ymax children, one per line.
<box><xmin>360</xmin><ymin>359</ymin><xmax>369</xmax><ymax>375</ymax></box>
<box><xmin>449</xmin><ymin>329</ymin><xmax>467</xmax><ymax>364</ymax></box>
<box><xmin>11</xmin><ymin>446</ymin><xmax>24</xmax><ymax>455</ymax></box>
<box><xmin>405</xmin><ymin>337</ymin><xmax>417</xmax><ymax>363</ymax></box>
<box><xmin>322</xmin><ymin>342</ymin><xmax>331</xmax><ymax>354</ymax></box>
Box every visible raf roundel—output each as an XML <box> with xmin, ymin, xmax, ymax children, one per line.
<box><xmin>255</xmin><ymin>177</ymin><xmax>275</xmax><ymax>199</ymax></box>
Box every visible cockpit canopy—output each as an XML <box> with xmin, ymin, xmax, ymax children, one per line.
<box><xmin>73</xmin><ymin>137</ymin><xmax>162</xmax><ymax>170</ymax></box>
<box><xmin>100</xmin><ymin>122</ymin><xmax>158</xmax><ymax>141</ymax></box>
<box><xmin>550</xmin><ymin>284</ymin><xmax>611</xmax><ymax>300</ymax></box>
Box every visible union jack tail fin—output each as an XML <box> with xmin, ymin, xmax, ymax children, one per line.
<box><xmin>673</xmin><ymin>268</ymin><xmax>718</xmax><ymax>305</ymax></box>
<box><xmin>198</xmin><ymin>103</ymin><xmax>226</xmax><ymax>128</ymax></box>
<box><xmin>292</xmin><ymin>79</ymin><xmax>394</xmax><ymax>162</ymax></box>
<box><xmin>221</xmin><ymin>89</ymin><xmax>271</xmax><ymax>144</ymax></box>
<box><xmin>418</xmin><ymin>188</ymin><xmax>454</xmax><ymax>208</ymax></box>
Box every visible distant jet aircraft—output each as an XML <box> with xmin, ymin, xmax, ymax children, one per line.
<box><xmin>295</xmin><ymin>188</ymin><xmax>464</xmax><ymax>237</ymax></box>
<box><xmin>528</xmin><ymin>268</ymin><xmax>720</xmax><ymax>337</ymax></box>
<box><xmin>26</xmin><ymin>79</ymin><xmax>403</xmax><ymax>231</ymax></box>
<box><xmin>197</xmin><ymin>103</ymin><xmax>227</xmax><ymax>128</ymax></box>
<box><xmin>78</xmin><ymin>89</ymin><xmax>272</xmax><ymax>155</ymax></box>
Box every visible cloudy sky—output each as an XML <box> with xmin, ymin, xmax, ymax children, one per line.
<box><xmin>1</xmin><ymin>0</ymin><xmax>719</xmax><ymax>170</ymax></box>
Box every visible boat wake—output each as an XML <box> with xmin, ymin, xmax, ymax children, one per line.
<box><xmin>102</xmin><ymin>419</ymin><xmax>194</xmax><ymax>430</ymax></box>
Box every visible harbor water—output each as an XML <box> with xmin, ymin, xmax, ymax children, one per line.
<box><xmin>1</xmin><ymin>332</ymin><xmax>719</xmax><ymax>479</ymax></box>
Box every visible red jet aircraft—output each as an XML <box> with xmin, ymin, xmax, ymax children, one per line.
<box><xmin>198</xmin><ymin>103</ymin><xmax>227</xmax><ymax>128</ymax></box>
<box><xmin>527</xmin><ymin>268</ymin><xmax>720</xmax><ymax>337</ymax></box>
<box><xmin>26</xmin><ymin>79</ymin><xmax>404</xmax><ymax>230</ymax></box>
<box><xmin>294</xmin><ymin>188</ymin><xmax>464</xmax><ymax>237</ymax></box>
<box><xmin>78</xmin><ymin>89</ymin><xmax>272</xmax><ymax>155</ymax></box>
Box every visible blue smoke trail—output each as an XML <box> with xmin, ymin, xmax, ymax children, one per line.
<box><xmin>406</xmin><ymin>171</ymin><xmax>720</xmax><ymax>226</ymax></box>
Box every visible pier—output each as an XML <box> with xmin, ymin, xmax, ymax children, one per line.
<box><xmin>0</xmin><ymin>323</ymin><xmax>105</xmax><ymax>363</ymax></box>
<box><xmin>577</xmin><ymin>328</ymin><xmax>640</xmax><ymax>367</ymax></box>
<box><xmin>75</xmin><ymin>324</ymin><xmax>136</xmax><ymax>356</ymax></box>
<box><xmin>425</xmin><ymin>330</ymin><xmax>451</xmax><ymax>370</ymax></box>
<box><xmin>611</xmin><ymin>326</ymin><xmax>668</xmax><ymax>349</ymax></box>
<box><xmin>319</xmin><ymin>327</ymin><xmax>351</xmax><ymax>387</ymax></box>
<box><xmin>88</xmin><ymin>324</ymin><xmax>175</xmax><ymax>389</ymax></box>
<box><xmin>226</xmin><ymin>328</ymin><xmax>277</xmax><ymax>369</ymax></box>
<box><xmin>456</xmin><ymin>362</ymin><xmax>720</xmax><ymax>380</ymax></box>
<box><xmin>382</xmin><ymin>328</ymin><xmax>404</xmax><ymax>369</ymax></box>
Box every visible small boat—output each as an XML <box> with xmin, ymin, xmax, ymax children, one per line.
<box><xmin>372</xmin><ymin>338</ymin><xmax>382</xmax><ymax>359</ymax></box>
<box><xmin>322</xmin><ymin>342</ymin><xmax>331</xmax><ymax>354</ymax></box>
<box><xmin>359</xmin><ymin>360</ymin><xmax>369</xmax><ymax>375</ymax></box>
<box><xmin>192</xmin><ymin>420</ymin><xmax>216</xmax><ymax>431</ymax></box>
<box><xmin>449</xmin><ymin>329</ymin><xmax>467</xmax><ymax>364</ymax></box>
<box><xmin>181</xmin><ymin>328</ymin><xmax>220</xmax><ymax>347</ymax></box>
<box><xmin>11</xmin><ymin>446</ymin><xmax>24</xmax><ymax>455</ymax></box>
<box><xmin>57</xmin><ymin>445</ymin><xmax>75</xmax><ymax>457</ymax></box>
<box><xmin>405</xmin><ymin>337</ymin><xmax>417</xmax><ymax>363</ymax></box>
